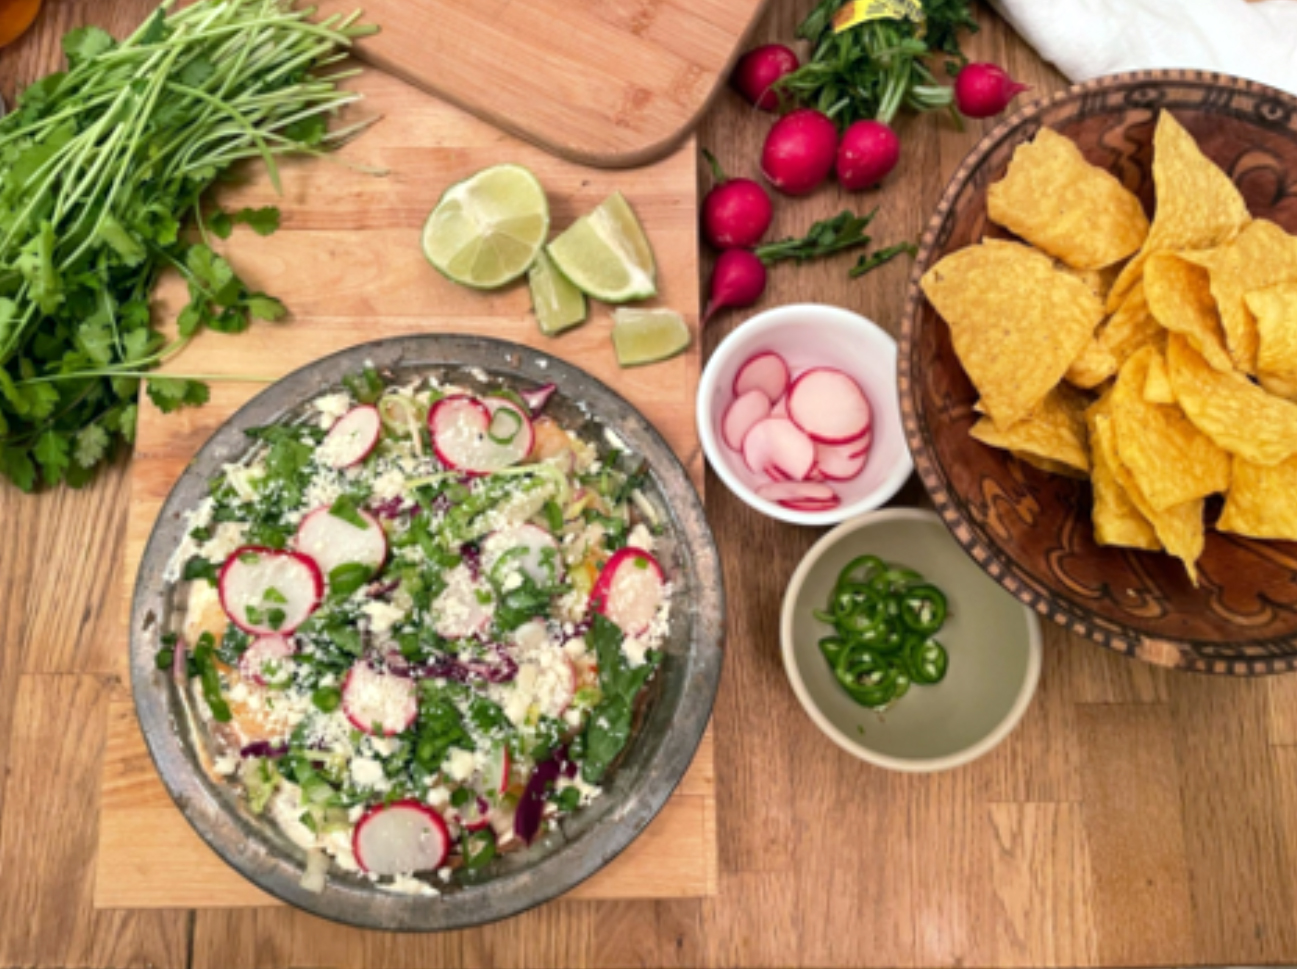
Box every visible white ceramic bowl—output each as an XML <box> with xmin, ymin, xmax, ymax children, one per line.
<box><xmin>697</xmin><ymin>303</ymin><xmax>913</xmax><ymax>526</ymax></box>
<box><xmin>781</xmin><ymin>509</ymin><xmax>1042</xmax><ymax>772</ymax></box>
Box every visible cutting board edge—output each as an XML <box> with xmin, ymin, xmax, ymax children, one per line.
<box><xmin>352</xmin><ymin>0</ymin><xmax>773</xmax><ymax>169</ymax></box>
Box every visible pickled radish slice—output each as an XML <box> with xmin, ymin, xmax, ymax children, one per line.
<box><xmin>742</xmin><ymin>418</ymin><xmax>815</xmax><ymax>481</ymax></box>
<box><xmin>295</xmin><ymin>506</ymin><xmax>387</xmax><ymax>580</ymax></box>
<box><xmin>722</xmin><ymin>390</ymin><xmax>772</xmax><ymax>451</ymax></box>
<box><xmin>732</xmin><ymin>351</ymin><xmax>790</xmax><ymax>402</ymax></box>
<box><xmin>319</xmin><ymin>405</ymin><xmax>381</xmax><ymax>468</ymax></box>
<box><xmin>218</xmin><ymin>546</ymin><xmax>323</xmax><ymax>635</ymax></box>
<box><xmin>353</xmin><ymin>801</ymin><xmax>449</xmax><ymax>875</ymax></box>
<box><xmin>342</xmin><ymin>662</ymin><xmax>418</xmax><ymax>736</ymax></box>
<box><xmin>590</xmin><ymin>547</ymin><xmax>665</xmax><ymax>635</ymax></box>
<box><xmin>787</xmin><ymin>368</ymin><xmax>872</xmax><ymax>444</ymax></box>
<box><xmin>814</xmin><ymin>437</ymin><xmax>870</xmax><ymax>481</ymax></box>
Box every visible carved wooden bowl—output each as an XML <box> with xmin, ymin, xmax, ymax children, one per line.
<box><xmin>899</xmin><ymin>71</ymin><xmax>1297</xmax><ymax>675</ymax></box>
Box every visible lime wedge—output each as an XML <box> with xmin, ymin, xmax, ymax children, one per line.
<box><xmin>611</xmin><ymin>308</ymin><xmax>690</xmax><ymax>367</ymax></box>
<box><xmin>422</xmin><ymin>164</ymin><xmax>549</xmax><ymax>289</ymax></box>
<box><xmin>529</xmin><ymin>249</ymin><xmax>587</xmax><ymax>336</ymax></box>
<box><xmin>547</xmin><ymin>192</ymin><xmax>657</xmax><ymax>304</ymax></box>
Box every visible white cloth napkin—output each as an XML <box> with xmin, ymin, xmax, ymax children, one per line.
<box><xmin>988</xmin><ymin>0</ymin><xmax>1297</xmax><ymax>96</ymax></box>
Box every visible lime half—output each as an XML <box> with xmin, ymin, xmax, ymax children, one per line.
<box><xmin>547</xmin><ymin>192</ymin><xmax>657</xmax><ymax>303</ymax></box>
<box><xmin>422</xmin><ymin>164</ymin><xmax>549</xmax><ymax>289</ymax></box>
<box><xmin>529</xmin><ymin>249</ymin><xmax>587</xmax><ymax>336</ymax></box>
<box><xmin>611</xmin><ymin>308</ymin><xmax>690</xmax><ymax>367</ymax></box>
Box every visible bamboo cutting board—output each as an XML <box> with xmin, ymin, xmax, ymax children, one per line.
<box><xmin>93</xmin><ymin>66</ymin><xmax>716</xmax><ymax>909</ymax></box>
<box><xmin>313</xmin><ymin>0</ymin><xmax>769</xmax><ymax>167</ymax></box>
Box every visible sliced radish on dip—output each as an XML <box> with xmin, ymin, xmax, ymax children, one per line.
<box><xmin>454</xmin><ymin>794</ymin><xmax>492</xmax><ymax>832</ymax></box>
<box><xmin>219</xmin><ymin>546</ymin><xmax>322</xmax><ymax>635</ymax></box>
<box><xmin>295</xmin><ymin>505</ymin><xmax>387</xmax><ymax>579</ymax></box>
<box><xmin>787</xmin><ymin>368</ymin><xmax>871</xmax><ymax>444</ymax></box>
<box><xmin>429</xmin><ymin>394</ymin><xmax>534</xmax><ymax>475</ymax></box>
<box><xmin>238</xmin><ymin>634</ymin><xmax>296</xmax><ymax>686</ymax></box>
<box><xmin>722</xmin><ymin>389</ymin><xmax>772</xmax><ymax>451</ymax></box>
<box><xmin>482</xmin><ymin>523</ymin><xmax>562</xmax><ymax>587</ymax></box>
<box><xmin>481</xmin><ymin>743</ymin><xmax>512</xmax><ymax>796</ymax></box>
<box><xmin>432</xmin><ymin>563</ymin><xmax>492</xmax><ymax>640</ymax></box>
<box><xmin>341</xmin><ymin>662</ymin><xmax>418</xmax><ymax>736</ymax></box>
<box><xmin>732</xmin><ymin>351</ymin><xmax>789</xmax><ymax>402</ymax></box>
<box><xmin>590</xmin><ymin>547</ymin><xmax>666</xmax><ymax>636</ymax></box>
<box><xmin>742</xmin><ymin>418</ymin><xmax>815</xmax><ymax>482</ymax></box>
<box><xmin>319</xmin><ymin>405</ymin><xmax>381</xmax><ymax>469</ymax></box>
<box><xmin>352</xmin><ymin>800</ymin><xmax>450</xmax><ymax>875</ymax></box>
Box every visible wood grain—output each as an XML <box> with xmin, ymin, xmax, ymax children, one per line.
<box><xmin>5</xmin><ymin>1</ymin><xmax>1297</xmax><ymax>966</ymax></box>
<box><xmin>310</xmin><ymin>0</ymin><xmax>770</xmax><ymax>167</ymax></box>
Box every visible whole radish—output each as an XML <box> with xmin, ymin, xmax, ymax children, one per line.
<box><xmin>703</xmin><ymin>249</ymin><xmax>767</xmax><ymax>323</ymax></box>
<box><xmin>761</xmin><ymin>108</ymin><xmax>838</xmax><ymax>197</ymax></box>
<box><xmin>835</xmin><ymin>120</ymin><xmax>900</xmax><ymax>191</ymax></box>
<box><xmin>731</xmin><ymin>44</ymin><xmax>799</xmax><ymax>112</ymax></box>
<box><xmin>701</xmin><ymin>150</ymin><xmax>773</xmax><ymax>249</ymax></box>
<box><xmin>955</xmin><ymin>63</ymin><xmax>1030</xmax><ymax>119</ymax></box>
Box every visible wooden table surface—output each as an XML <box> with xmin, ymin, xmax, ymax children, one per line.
<box><xmin>4</xmin><ymin>2</ymin><xmax>1297</xmax><ymax>967</ymax></box>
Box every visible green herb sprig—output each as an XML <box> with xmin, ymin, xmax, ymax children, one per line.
<box><xmin>756</xmin><ymin>210</ymin><xmax>917</xmax><ymax>278</ymax></box>
<box><xmin>0</xmin><ymin>0</ymin><xmax>381</xmax><ymax>491</ymax></box>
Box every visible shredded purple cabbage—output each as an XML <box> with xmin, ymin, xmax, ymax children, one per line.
<box><xmin>520</xmin><ymin>383</ymin><xmax>557</xmax><ymax>415</ymax></box>
<box><xmin>240</xmin><ymin>741</ymin><xmax>288</xmax><ymax>759</ymax></box>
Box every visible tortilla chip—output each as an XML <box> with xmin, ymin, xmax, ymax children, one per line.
<box><xmin>1111</xmin><ymin>347</ymin><xmax>1230</xmax><ymax>510</ymax></box>
<box><xmin>1248</xmin><ymin>280</ymin><xmax>1297</xmax><ymax>389</ymax></box>
<box><xmin>921</xmin><ymin>240</ymin><xmax>1104</xmax><ymax>426</ymax></box>
<box><xmin>1143</xmin><ymin>351</ymin><xmax>1176</xmax><ymax>404</ymax></box>
<box><xmin>1015</xmin><ymin>452</ymin><xmax>1089</xmax><ymax>479</ymax></box>
<box><xmin>1062</xmin><ymin>261</ymin><xmax>1125</xmax><ymax>302</ymax></box>
<box><xmin>1180</xmin><ymin>220</ymin><xmax>1297</xmax><ymax>373</ymax></box>
<box><xmin>1066</xmin><ymin>280</ymin><xmax>1165</xmax><ymax>389</ymax></box>
<box><xmin>1107</xmin><ymin>111</ymin><xmax>1252</xmax><ymax>312</ymax></box>
<box><xmin>1086</xmin><ymin>402</ymin><xmax>1161</xmax><ymax>551</ymax></box>
<box><xmin>1144</xmin><ymin>252</ymin><xmax>1234</xmax><ymax>372</ymax></box>
<box><xmin>1260</xmin><ymin>371</ymin><xmax>1297</xmax><ymax>402</ymax></box>
<box><xmin>1166</xmin><ymin>333</ymin><xmax>1297</xmax><ymax>466</ymax></box>
<box><xmin>987</xmin><ymin>127</ymin><xmax>1149</xmax><ymax>270</ymax></box>
<box><xmin>970</xmin><ymin>386</ymin><xmax>1091</xmax><ymax>475</ymax></box>
<box><xmin>1218</xmin><ymin>454</ymin><xmax>1297</xmax><ymax>540</ymax></box>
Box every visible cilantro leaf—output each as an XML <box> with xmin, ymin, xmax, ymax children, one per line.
<box><xmin>246</xmin><ymin>294</ymin><xmax>287</xmax><ymax>323</ymax></box>
<box><xmin>0</xmin><ymin>446</ymin><xmax>37</xmax><ymax>492</ymax></box>
<box><xmin>208</xmin><ymin>211</ymin><xmax>233</xmax><ymax>240</ymax></box>
<box><xmin>33</xmin><ymin>430</ymin><xmax>71</xmax><ymax>485</ymax></box>
<box><xmin>73</xmin><ymin>423</ymin><xmax>109</xmax><ymax>468</ymax></box>
<box><xmin>117</xmin><ymin>403</ymin><xmax>138</xmax><ymax>444</ymax></box>
<box><xmin>233</xmin><ymin>206</ymin><xmax>280</xmax><ymax>237</ymax></box>
<box><xmin>63</xmin><ymin>26</ymin><xmax>116</xmax><ymax>66</ymax></box>
<box><xmin>146</xmin><ymin>377</ymin><xmax>210</xmax><ymax>413</ymax></box>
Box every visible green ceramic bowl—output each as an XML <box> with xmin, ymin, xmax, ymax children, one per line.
<box><xmin>781</xmin><ymin>509</ymin><xmax>1041</xmax><ymax>772</ymax></box>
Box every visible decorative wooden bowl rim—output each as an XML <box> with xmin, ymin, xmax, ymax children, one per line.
<box><xmin>898</xmin><ymin>69</ymin><xmax>1297</xmax><ymax>676</ymax></box>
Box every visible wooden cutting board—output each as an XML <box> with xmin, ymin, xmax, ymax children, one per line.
<box><xmin>313</xmin><ymin>0</ymin><xmax>769</xmax><ymax>167</ymax></box>
<box><xmin>93</xmin><ymin>66</ymin><xmax>716</xmax><ymax>909</ymax></box>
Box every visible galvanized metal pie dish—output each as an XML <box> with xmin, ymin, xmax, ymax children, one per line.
<box><xmin>129</xmin><ymin>334</ymin><xmax>724</xmax><ymax>931</ymax></box>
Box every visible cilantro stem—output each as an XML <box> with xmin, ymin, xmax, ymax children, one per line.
<box><xmin>13</xmin><ymin>370</ymin><xmax>277</xmax><ymax>386</ymax></box>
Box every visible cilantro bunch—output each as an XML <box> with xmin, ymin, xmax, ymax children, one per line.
<box><xmin>0</xmin><ymin>0</ymin><xmax>378</xmax><ymax>491</ymax></box>
<box><xmin>774</xmin><ymin>0</ymin><xmax>978</xmax><ymax>127</ymax></box>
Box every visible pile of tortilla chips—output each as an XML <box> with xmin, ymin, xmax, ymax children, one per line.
<box><xmin>922</xmin><ymin>111</ymin><xmax>1297</xmax><ymax>585</ymax></box>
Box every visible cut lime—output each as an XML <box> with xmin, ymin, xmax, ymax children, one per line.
<box><xmin>529</xmin><ymin>249</ymin><xmax>587</xmax><ymax>336</ymax></box>
<box><xmin>547</xmin><ymin>192</ymin><xmax>657</xmax><ymax>304</ymax></box>
<box><xmin>611</xmin><ymin>308</ymin><xmax>691</xmax><ymax>367</ymax></box>
<box><xmin>422</xmin><ymin>164</ymin><xmax>549</xmax><ymax>289</ymax></box>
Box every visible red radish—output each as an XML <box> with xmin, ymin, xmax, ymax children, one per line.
<box><xmin>761</xmin><ymin>108</ymin><xmax>838</xmax><ymax>196</ymax></box>
<box><xmin>481</xmin><ymin>744</ymin><xmax>512</xmax><ymax>796</ymax></box>
<box><xmin>755</xmin><ymin>481</ymin><xmax>839</xmax><ymax>508</ymax></box>
<box><xmin>742</xmin><ymin>418</ymin><xmax>815</xmax><ymax>481</ymax></box>
<box><xmin>590</xmin><ymin>547</ymin><xmax>666</xmax><ymax>636</ymax></box>
<box><xmin>454</xmin><ymin>794</ymin><xmax>492</xmax><ymax>833</ymax></box>
<box><xmin>783</xmin><ymin>495</ymin><xmax>841</xmax><ymax>512</ymax></box>
<box><xmin>703</xmin><ymin>248</ymin><xmax>767</xmax><ymax>323</ymax></box>
<box><xmin>295</xmin><ymin>506</ymin><xmax>387</xmax><ymax>580</ymax></box>
<box><xmin>432</xmin><ymin>563</ymin><xmax>492</xmax><ymax>640</ymax></box>
<box><xmin>836</xmin><ymin>120</ymin><xmax>901</xmax><ymax>191</ymax></box>
<box><xmin>238</xmin><ymin>634</ymin><xmax>296</xmax><ymax>686</ymax></box>
<box><xmin>429</xmin><ymin>394</ymin><xmax>533</xmax><ymax>474</ymax></box>
<box><xmin>732</xmin><ymin>350</ymin><xmax>790</xmax><ymax>402</ymax></box>
<box><xmin>218</xmin><ymin>546</ymin><xmax>323</xmax><ymax>635</ymax></box>
<box><xmin>341</xmin><ymin>661</ymin><xmax>417</xmax><ymax>736</ymax></box>
<box><xmin>481</xmin><ymin>523</ymin><xmax>563</xmax><ymax>586</ymax></box>
<box><xmin>352</xmin><ymin>800</ymin><xmax>449</xmax><ymax>875</ymax></box>
<box><xmin>955</xmin><ymin>62</ymin><xmax>1030</xmax><ymax>119</ymax></box>
<box><xmin>722</xmin><ymin>390</ymin><xmax>772</xmax><ymax>451</ymax></box>
<box><xmin>787</xmin><ymin>368</ymin><xmax>871</xmax><ymax>444</ymax></box>
<box><xmin>814</xmin><ymin>438</ymin><xmax>869</xmax><ymax>480</ymax></box>
<box><xmin>771</xmin><ymin>395</ymin><xmax>788</xmax><ymax>419</ymax></box>
<box><xmin>731</xmin><ymin>43</ymin><xmax>798</xmax><ymax>111</ymax></box>
<box><xmin>806</xmin><ymin>465</ymin><xmax>826</xmax><ymax>482</ymax></box>
<box><xmin>701</xmin><ymin>150</ymin><xmax>773</xmax><ymax>250</ymax></box>
<box><xmin>320</xmin><ymin>405</ymin><xmax>381</xmax><ymax>469</ymax></box>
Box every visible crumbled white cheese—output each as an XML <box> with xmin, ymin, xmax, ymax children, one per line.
<box><xmin>304</xmin><ymin>473</ymin><xmax>344</xmax><ymax>511</ymax></box>
<box><xmin>444</xmin><ymin>748</ymin><xmax>477</xmax><ymax>782</ymax></box>
<box><xmin>222</xmin><ymin>464</ymin><xmax>264</xmax><ymax>503</ymax></box>
<box><xmin>371</xmin><ymin>466</ymin><xmax>406</xmax><ymax>501</ymax></box>
<box><xmin>350</xmin><ymin>757</ymin><xmax>387</xmax><ymax>789</ymax></box>
<box><xmin>314</xmin><ymin>392</ymin><xmax>353</xmax><ymax>428</ymax></box>
<box><xmin>627</xmin><ymin>523</ymin><xmax>654</xmax><ymax>552</ymax></box>
<box><xmin>385</xmin><ymin>875</ymin><xmax>438</xmax><ymax>896</ymax></box>
<box><xmin>363</xmin><ymin>599</ymin><xmax>407</xmax><ymax>635</ymax></box>
<box><xmin>200</xmin><ymin>521</ymin><xmax>248</xmax><ymax>562</ymax></box>
<box><xmin>213</xmin><ymin>754</ymin><xmax>240</xmax><ymax>776</ymax></box>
